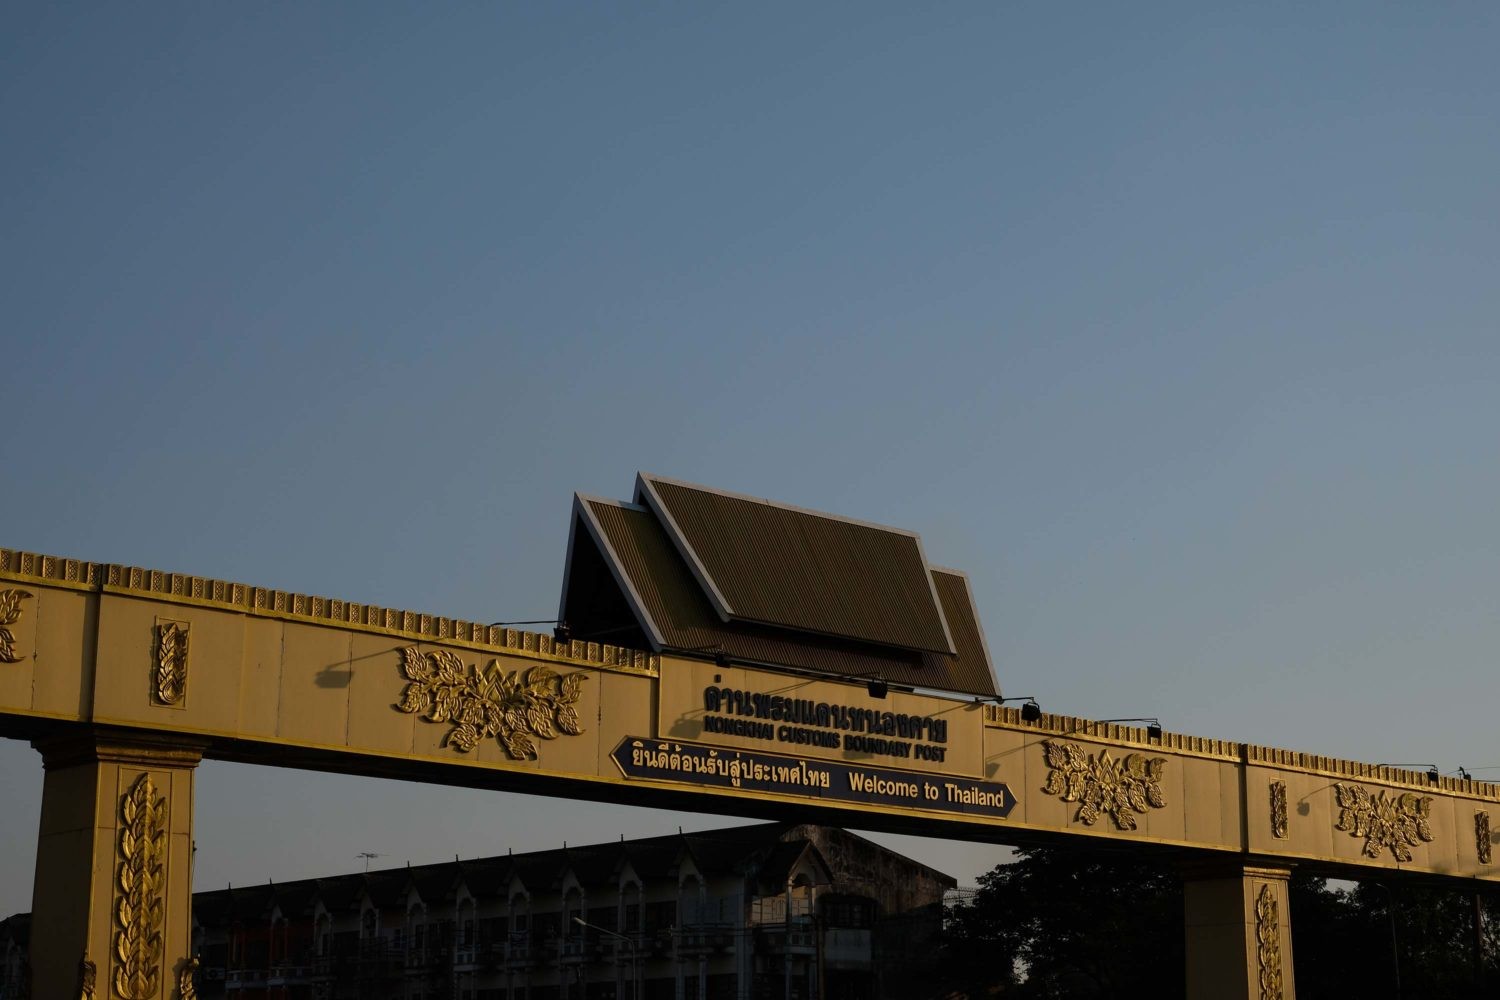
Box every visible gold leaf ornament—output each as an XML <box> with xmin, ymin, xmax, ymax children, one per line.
<box><xmin>0</xmin><ymin>588</ymin><xmax>32</xmax><ymax>663</ymax></box>
<box><xmin>155</xmin><ymin>622</ymin><xmax>189</xmax><ymax>705</ymax></box>
<box><xmin>1040</xmin><ymin>739</ymin><xmax>1169</xmax><ymax>831</ymax></box>
<box><xmin>1255</xmin><ymin>884</ymin><xmax>1284</xmax><ymax>1000</ymax></box>
<box><xmin>114</xmin><ymin>773</ymin><xmax>167</xmax><ymax>1000</ymax></box>
<box><xmin>395</xmin><ymin>646</ymin><xmax>588</xmax><ymax>760</ymax></box>
<box><xmin>1333</xmin><ymin>783</ymin><xmax>1434</xmax><ymax>861</ymax></box>
<box><xmin>178</xmin><ymin>957</ymin><xmax>199</xmax><ymax>1000</ymax></box>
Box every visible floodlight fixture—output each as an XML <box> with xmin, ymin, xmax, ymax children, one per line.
<box><xmin>974</xmin><ymin>695</ymin><xmax>1043</xmax><ymax>722</ymax></box>
<box><xmin>1099</xmin><ymin>718</ymin><xmax>1164</xmax><ymax>741</ymax></box>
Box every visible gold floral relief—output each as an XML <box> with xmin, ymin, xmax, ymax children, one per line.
<box><xmin>1269</xmin><ymin>780</ymin><xmax>1289</xmax><ymax>839</ymax></box>
<box><xmin>395</xmin><ymin>647</ymin><xmax>587</xmax><ymax>759</ymax></box>
<box><xmin>176</xmin><ymin>957</ymin><xmax>198</xmax><ymax>1000</ymax></box>
<box><xmin>1333</xmin><ymin>783</ymin><xmax>1434</xmax><ymax>862</ymax></box>
<box><xmin>114</xmin><ymin>773</ymin><xmax>167</xmax><ymax>1000</ymax></box>
<box><xmin>1256</xmin><ymin>884</ymin><xmax>1283</xmax><ymax>1000</ymax></box>
<box><xmin>79</xmin><ymin>957</ymin><xmax>97</xmax><ymax>1000</ymax></box>
<box><xmin>0</xmin><ymin>588</ymin><xmax>32</xmax><ymax>663</ymax></box>
<box><xmin>154</xmin><ymin>622</ymin><xmax>189</xmax><ymax>706</ymax></box>
<box><xmin>1478</xmin><ymin>812</ymin><xmax>1492</xmax><ymax>866</ymax></box>
<box><xmin>1040</xmin><ymin>739</ymin><xmax>1167</xmax><ymax>830</ymax></box>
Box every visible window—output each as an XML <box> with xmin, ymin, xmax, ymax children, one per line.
<box><xmin>643</xmin><ymin>902</ymin><xmax>675</xmax><ymax>933</ymax></box>
<box><xmin>822</xmin><ymin>900</ymin><xmax>871</xmax><ymax>929</ymax></box>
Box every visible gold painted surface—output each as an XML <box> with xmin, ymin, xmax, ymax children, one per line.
<box><xmin>10</xmin><ymin>546</ymin><xmax>1500</xmax><ymax>886</ymax></box>
<box><xmin>1269</xmin><ymin>781</ymin><xmax>1288</xmax><ymax>840</ymax></box>
<box><xmin>1333</xmin><ymin>783</ymin><xmax>1434</xmax><ymax>861</ymax></box>
<box><xmin>395</xmin><ymin>646</ymin><xmax>587</xmax><ymax>758</ymax></box>
<box><xmin>114</xmin><ymin>773</ymin><xmax>166</xmax><ymax>1000</ymax></box>
<box><xmin>153</xmin><ymin>622</ymin><xmax>188</xmax><ymax>707</ymax></box>
<box><xmin>0</xmin><ymin>588</ymin><xmax>32</xmax><ymax>662</ymax></box>
<box><xmin>1478</xmin><ymin>811</ymin><xmax>1492</xmax><ymax>866</ymax></box>
<box><xmin>1040</xmin><ymin>739</ymin><xmax>1167</xmax><ymax>830</ymax></box>
<box><xmin>1255</xmin><ymin>884</ymin><xmax>1283</xmax><ymax>1000</ymax></box>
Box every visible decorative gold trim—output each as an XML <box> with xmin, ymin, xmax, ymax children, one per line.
<box><xmin>176</xmin><ymin>957</ymin><xmax>198</xmax><ymax>1000</ymax></box>
<box><xmin>1255</xmin><ymin>883</ymin><xmax>1283</xmax><ymax>1000</ymax></box>
<box><xmin>1334</xmin><ymin>783</ymin><xmax>1434</xmax><ymax>861</ymax></box>
<box><xmin>0</xmin><ymin>588</ymin><xmax>32</xmax><ymax>663</ymax></box>
<box><xmin>1040</xmin><ymin>739</ymin><xmax>1167</xmax><ymax>830</ymax></box>
<box><xmin>1478</xmin><ymin>812</ymin><xmax>1492</xmax><ymax>865</ymax></box>
<box><xmin>396</xmin><ymin>647</ymin><xmax>588</xmax><ymax>758</ymax></box>
<box><xmin>154</xmin><ymin>622</ymin><xmax>189</xmax><ymax>706</ymax></box>
<box><xmin>114</xmin><ymin>773</ymin><xmax>167</xmax><ymax>1000</ymax></box>
<box><xmin>1270</xmin><ymin>781</ymin><xmax>1289</xmax><ymax>839</ymax></box>
<box><xmin>79</xmin><ymin>956</ymin><xmax>97</xmax><ymax>1000</ymax></box>
<box><xmin>0</xmin><ymin>546</ymin><xmax>656</xmax><ymax>673</ymax></box>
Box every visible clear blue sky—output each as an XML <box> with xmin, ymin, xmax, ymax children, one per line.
<box><xmin>3</xmin><ymin>3</ymin><xmax>1499</xmax><ymax>912</ymax></box>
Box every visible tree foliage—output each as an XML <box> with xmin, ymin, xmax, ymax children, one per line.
<box><xmin>933</xmin><ymin>847</ymin><xmax>1500</xmax><ymax>999</ymax></box>
<box><xmin>939</xmin><ymin>846</ymin><xmax>1183</xmax><ymax>999</ymax></box>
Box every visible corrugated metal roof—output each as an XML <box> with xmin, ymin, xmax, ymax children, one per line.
<box><xmin>576</xmin><ymin>496</ymin><xmax>998</xmax><ymax>697</ymax></box>
<box><xmin>637</xmin><ymin>475</ymin><xmax>955</xmax><ymax>655</ymax></box>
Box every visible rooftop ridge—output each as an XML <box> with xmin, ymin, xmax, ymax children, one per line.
<box><xmin>0</xmin><ymin>547</ymin><xmax>657</xmax><ymax>673</ymax></box>
<box><xmin>984</xmin><ymin>705</ymin><xmax>1500</xmax><ymax>800</ymax></box>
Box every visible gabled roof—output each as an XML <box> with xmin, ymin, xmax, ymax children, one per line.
<box><xmin>636</xmin><ymin>474</ymin><xmax>955</xmax><ymax>655</ymax></box>
<box><xmin>750</xmin><ymin>840</ymin><xmax>832</xmax><ymax>891</ymax></box>
<box><xmin>561</xmin><ymin>478</ymin><xmax>997</xmax><ymax>697</ymax></box>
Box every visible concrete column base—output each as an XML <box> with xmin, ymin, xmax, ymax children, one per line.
<box><xmin>29</xmin><ymin>729</ymin><xmax>204</xmax><ymax>1000</ymax></box>
<box><xmin>1183</xmin><ymin>863</ymin><xmax>1295</xmax><ymax>1000</ymax></box>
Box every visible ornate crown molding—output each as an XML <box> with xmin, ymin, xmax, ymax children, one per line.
<box><xmin>0</xmin><ymin>546</ymin><xmax>657</xmax><ymax>673</ymax></box>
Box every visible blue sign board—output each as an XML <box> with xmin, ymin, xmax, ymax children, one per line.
<box><xmin>611</xmin><ymin>737</ymin><xmax>1016</xmax><ymax>820</ymax></box>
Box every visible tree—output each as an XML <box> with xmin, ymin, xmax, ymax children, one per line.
<box><xmin>939</xmin><ymin>846</ymin><xmax>1183</xmax><ymax>999</ymax></box>
<box><xmin>935</xmin><ymin>847</ymin><xmax>1500</xmax><ymax>999</ymax></box>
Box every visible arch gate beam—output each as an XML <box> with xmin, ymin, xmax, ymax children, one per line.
<box><xmin>2</xmin><ymin>548</ymin><xmax>1498</xmax><ymax>999</ymax></box>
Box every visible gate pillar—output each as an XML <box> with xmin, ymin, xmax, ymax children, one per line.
<box><xmin>29</xmin><ymin>729</ymin><xmax>204</xmax><ymax>1000</ymax></box>
<box><xmin>1183</xmin><ymin>863</ymin><xmax>1295</xmax><ymax>1000</ymax></box>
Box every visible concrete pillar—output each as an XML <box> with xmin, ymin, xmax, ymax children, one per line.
<box><xmin>29</xmin><ymin>730</ymin><xmax>204</xmax><ymax>1000</ymax></box>
<box><xmin>1183</xmin><ymin>864</ymin><xmax>1295</xmax><ymax>1000</ymax></box>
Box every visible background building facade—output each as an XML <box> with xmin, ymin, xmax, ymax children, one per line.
<box><xmin>2</xmin><ymin>823</ymin><xmax>951</xmax><ymax>1000</ymax></box>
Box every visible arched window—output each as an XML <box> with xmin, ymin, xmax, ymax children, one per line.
<box><xmin>315</xmin><ymin>913</ymin><xmax>332</xmax><ymax>957</ymax></box>
<box><xmin>456</xmin><ymin>898</ymin><xmax>476</xmax><ymax>954</ymax></box>
<box><xmin>408</xmin><ymin>903</ymin><xmax>427</xmax><ymax>960</ymax></box>
<box><xmin>679</xmin><ymin>874</ymin><xmax>705</xmax><ymax>926</ymax></box>
<box><xmin>619</xmin><ymin>880</ymin><xmax>643</xmax><ymax>936</ymax></box>
<box><xmin>788</xmin><ymin>875</ymin><xmax>814</xmax><ymax>924</ymax></box>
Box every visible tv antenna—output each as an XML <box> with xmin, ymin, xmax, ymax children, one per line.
<box><xmin>357</xmin><ymin>852</ymin><xmax>384</xmax><ymax>872</ymax></box>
